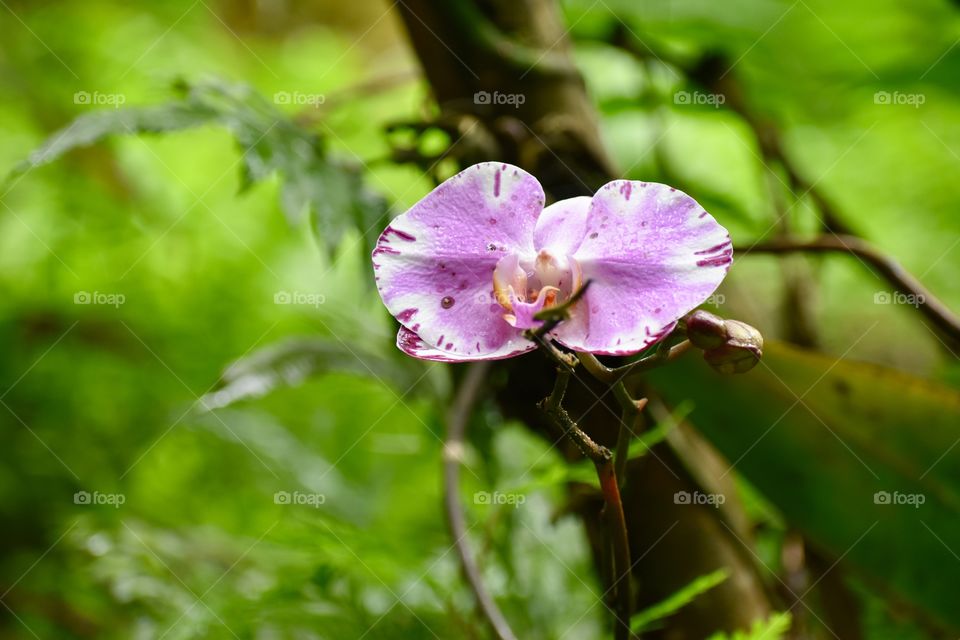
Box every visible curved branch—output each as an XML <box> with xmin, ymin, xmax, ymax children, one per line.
<box><xmin>739</xmin><ymin>235</ymin><xmax>960</xmax><ymax>345</ymax></box>
<box><xmin>577</xmin><ymin>342</ymin><xmax>692</xmax><ymax>386</ymax></box>
<box><xmin>443</xmin><ymin>361</ymin><xmax>518</xmax><ymax>640</ymax></box>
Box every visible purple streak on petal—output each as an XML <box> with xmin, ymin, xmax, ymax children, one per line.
<box><xmin>697</xmin><ymin>252</ymin><xmax>733</xmax><ymax>268</ymax></box>
<box><xmin>396</xmin><ymin>326</ymin><xmax>535</xmax><ymax>362</ymax></box>
<box><xmin>373</xmin><ymin>162</ymin><xmax>544</xmax><ymax>358</ymax></box>
<box><xmin>533</xmin><ymin>196</ymin><xmax>591</xmax><ymax>255</ymax></box>
<box><xmin>380</xmin><ymin>226</ymin><xmax>417</xmax><ymax>243</ymax></box>
<box><xmin>396</xmin><ymin>308</ymin><xmax>418</xmax><ymax>323</ymax></box>
<box><xmin>554</xmin><ymin>181</ymin><xmax>732</xmax><ymax>355</ymax></box>
<box><xmin>694</xmin><ymin>241</ymin><xmax>732</xmax><ymax>255</ymax></box>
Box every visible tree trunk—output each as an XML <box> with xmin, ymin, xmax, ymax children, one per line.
<box><xmin>394</xmin><ymin>1</ymin><xmax>775</xmax><ymax>636</ymax></box>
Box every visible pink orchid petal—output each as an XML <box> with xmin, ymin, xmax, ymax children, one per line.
<box><xmin>373</xmin><ymin>162</ymin><xmax>545</xmax><ymax>358</ymax></box>
<box><xmin>396</xmin><ymin>326</ymin><xmax>535</xmax><ymax>362</ymax></box>
<box><xmin>533</xmin><ymin>196</ymin><xmax>591</xmax><ymax>255</ymax></box>
<box><xmin>555</xmin><ymin>181</ymin><xmax>732</xmax><ymax>355</ymax></box>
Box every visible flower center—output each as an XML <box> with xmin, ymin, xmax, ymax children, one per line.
<box><xmin>492</xmin><ymin>249</ymin><xmax>582</xmax><ymax>329</ymax></box>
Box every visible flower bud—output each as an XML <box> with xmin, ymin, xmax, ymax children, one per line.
<box><xmin>685</xmin><ymin>310</ymin><xmax>728</xmax><ymax>350</ymax></box>
<box><xmin>702</xmin><ymin>320</ymin><xmax>763</xmax><ymax>374</ymax></box>
<box><xmin>685</xmin><ymin>311</ymin><xmax>763</xmax><ymax>374</ymax></box>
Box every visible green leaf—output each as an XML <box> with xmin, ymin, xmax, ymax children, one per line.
<box><xmin>8</xmin><ymin>102</ymin><xmax>219</xmax><ymax>180</ymax></box>
<box><xmin>706</xmin><ymin>612</ymin><xmax>792</xmax><ymax>640</ymax></box>
<box><xmin>649</xmin><ymin>341</ymin><xmax>960</xmax><ymax>630</ymax></box>
<box><xmin>626</xmin><ymin>400</ymin><xmax>693</xmax><ymax>458</ymax></box>
<box><xmin>7</xmin><ymin>78</ymin><xmax>389</xmax><ymax>258</ymax></box>
<box><xmin>200</xmin><ymin>336</ymin><xmax>414</xmax><ymax>411</ymax></box>
<box><xmin>631</xmin><ymin>568</ymin><xmax>728</xmax><ymax>632</ymax></box>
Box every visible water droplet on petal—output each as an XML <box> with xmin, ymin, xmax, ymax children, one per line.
<box><xmin>441</xmin><ymin>296</ymin><xmax>455</xmax><ymax>309</ymax></box>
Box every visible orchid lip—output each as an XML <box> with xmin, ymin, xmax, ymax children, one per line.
<box><xmin>492</xmin><ymin>249</ymin><xmax>582</xmax><ymax>329</ymax></box>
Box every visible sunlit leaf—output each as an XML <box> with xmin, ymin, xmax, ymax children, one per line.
<box><xmin>631</xmin><ymin>568</ymin><xmax>728</xmax><ymax>632</ymax></box>
<box><xmin>706</xmin><ymin>612</ymin><xmax>792</xmax><ymax>640</ymax></box>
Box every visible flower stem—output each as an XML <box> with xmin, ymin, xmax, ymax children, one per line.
<box><xmin>596</xmin><ymin>456</ymin><xmax>634</xmax><ymax>640</ymax></box>
<box><xmin>539</xmin><ymin>368</ymin><xmax>609</xmax><ymax>461</ymax></box>
<box><xmin>576</xmin><ymin>341</ymin><xmax>692</xmax><ymax>386</ymax></box>
<box><xmin>538</xmin><ymin>367</ymin><xmax>633</xmax><ymax>640</ymax></box>
<box><xmin>614</xmin><ymin>405</ymin><xmax>638</xmax><ymax>491</ymax></box>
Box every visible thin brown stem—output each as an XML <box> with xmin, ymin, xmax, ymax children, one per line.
<box><xmin>741</xmin><ymin>235</ymin><xmax>960</xmax><ymax>345</ymax></box>
<box><xmin>538</xmin><ymin>367</ymin><xmax>633</xmax><ymax>640</ymax></box>
<box><xmin>444</xmin><ymin>361</ymin><xmax>518</xmax><ymax>640</ymax></box>
<box><xmin>539</xmin><ymin>369</ymin><xmax>610</xmax><ymax>462</ymax></box>
<box><xmin>614</xmin><ymin>406</ymin><xmax>637</xmax><ymax>489</ymax></box>
<box><xmin>596</xmin><ymin>457</ymin><xmax>634</xmax><ymax>640</ymax></box>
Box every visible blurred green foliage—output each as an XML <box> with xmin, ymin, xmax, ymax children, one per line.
<box><xmin>2</xmin><ymin>0</ymin><xmax>959</xmax><ymax>638</ymax></box>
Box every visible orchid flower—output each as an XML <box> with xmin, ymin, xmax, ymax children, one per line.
<box><xmin>372</xmin><ymin>162</ymin><xmax>732</xmax><ymax>362</ymax></box>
